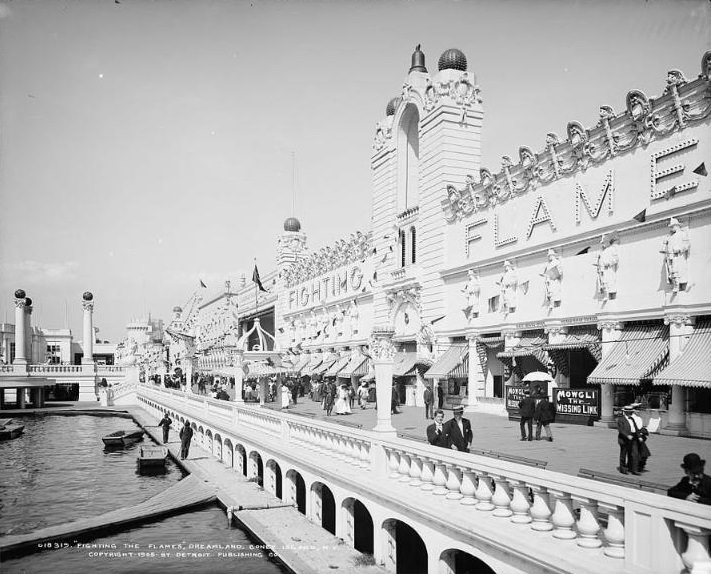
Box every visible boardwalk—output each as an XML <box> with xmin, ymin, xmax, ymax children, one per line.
<box><xmin>0</xmin><ymin>474</ymin><xmax>216</xmax><ymax>558</ymax></box>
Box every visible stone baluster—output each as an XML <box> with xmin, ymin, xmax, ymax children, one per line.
<box><xmin>408</xmin><ymin>455</ymin><xmax>423</xmax><ymax>487</ymax></box>
<box><xmin>459</xmin><ymin>469</ymin><xmax>477</xmax><ymax>505</ymax></box>
<box><xmin>387</xmin><ymin>448</ymin><xmax>401</xmax><ymax>479</ymax></box>
<box><xmin>420</xmin><ymin>458</ymin><xmax>435</xmax><ymax>491</ymax></box>
<box><xmin>475</xmin><ymin>473</ymin><xmax>495</xmax><ymax>511</ymax></box>
<box><xmin>432</xmin><ymin>462</ymin><xmax>449</xmax><ymax>496</ymax></box>
<box><xmin>337</xmin><ymin>435</ymin><xmax>349</xmax><ymax>461</ymax></box>
<box><xmin>574</xmin><ymin>497</ymin><xmax>602</xmax><ymax>548</ymax></box>
<box><xmin>318</xmin><ymin>429</ymin><xmax>329</xmax><ymax>453</ymax></box>
<box><xmin>398</xmin><ymin>452</ymin><xmax>412</xmax><ymax>483</ymax></box>
<box><xmin>529</xmin><ymin>485</ymin><xmax>553</xmax><ymax>531</ymax></box>
<box><xmin>509</xmin><ymin>481</ymin><xmax>532</xmax><ymax>524</ymax></box>
<box><xmin>349</xmin><ymin>439</ymin><xmax>361</xmax><ymax>466</ymax></box>
<box><xmin>549</xmin><ymin>490</ymin><xmax>577</xmax><ymax>540</ymax></box>
<box><xmin>675</xmin><ymin>522</ymin><xmax>711</xmax><ymax>572</ymax></box>
<box><xmin>491</xmin><ymin>476</ymin><xmax>513</xmax><ymax>518</ymax></box>
<box><xmin>359</xmin><ymin>442</ymin><xmax>371</xmax><ymax>469</ymax></box>
<box><xmin>445</xmin><ymin>466</ymin><xmax>463</xmax><ymax>501</ymax></box>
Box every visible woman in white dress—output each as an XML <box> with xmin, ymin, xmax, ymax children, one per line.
<box><xmin>335</xmin><ymin>384</ymin><xmax>351</xmax><ymax>415</ymax></box>
<box><xmin>281</xmin><ymin>382</ymin><xmax>291</xmax><ymax>409</ymax></box>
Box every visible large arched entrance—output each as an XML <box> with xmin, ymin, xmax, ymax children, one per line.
<box><xmin>343</xmin><ymin>498</ymin><xmax>373</xmax><ymax>554</ymax></box>
<box><xmin>235</xmin><ymin>444</ymin><xmax>247</xmax><ymax>476</ymax></box>
<box><xmin>382</xmin><ymin>519</ymin><xmax>427</xmax><ymax>574</ymax></box>
<box><xmin>266</xmin><ymin>460</ymin><xmax>282</xmax><ymax>499</ymax></box>
<box><xmin>441</xmin><ymin>549</ymin><xmax>497</xmax><ymax>574</ymax></box>
<box><xmin>223</xmin><ymin>439</ymin><xmax>233</xmax><ymax>467</ymax></box>
<box><xmin>285</xmin><ymin>470</ymin><xmax>306</xmax><ymax>514</ymax></box>
<box><xmin>311</xmin><ymin>482</ymin><xmax>336</xmax><ymax>534</ymax></box>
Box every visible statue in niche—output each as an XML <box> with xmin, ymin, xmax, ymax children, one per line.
<box><xmin>348</xmin><ymin>299</ymin><xmax>360</xmax><ymax>335</ymax></box>
<box><xmin>461</xmin><ymin>269</ymin><xmax>481</xmax><ymax>320</ymax></box>
<box><xmin>595</xmin><ymin>233</ymin><xmax>619</xmax><ymax>301</ymax></box>
<box><xmin>498</xmin><ymin>260</ymin><xmax>518</xmax><ymax>314</ymax></box>
<box><xmin>541</xmin><ymin>249</ymin><xmax>563</xmax><ymax>310</ymax></box>
<box><xmin>661</xmin><ymin>217</ymin><xmax>690</xmax><ymax>293</ymax></box>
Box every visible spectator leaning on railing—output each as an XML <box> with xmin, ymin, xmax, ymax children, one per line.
<box><xmin>668</xmin><ymin>453</ymin><xmax>711</xmax><ymax>505</ymax></box>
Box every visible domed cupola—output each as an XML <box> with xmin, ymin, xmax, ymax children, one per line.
<box><xmin>386</xmin><ymin>96</ymin><xmax>402</xmax><ymax>116</ymax></box>
<box><xmin>283</xmin><ymin>217</ymin><xmax>301</xmax><ymax>232</ymax></box>
<box><xmin>438</xmin><ymin>48</ymin><xmax>467</xmax><ymax>72</ymax></box>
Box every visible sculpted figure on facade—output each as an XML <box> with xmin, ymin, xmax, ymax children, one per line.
<box><xmin>347</xmin><ymin>299</ymin><xmax>360</xmax><ymax>335</ymax></box>
<box><xmin>596</xmin><ymin>233</ymin><xmax>620</xmax><ymax>301</ymax></box>
<box><xmin>498</xmin><ymin>260</ymin><xmax>518</xmax><ymax>314</ymax></box>
<box><xmin>461</xmin><ymin>269</ymin><xmax>481</xmax><ymax>320</ymax></box>
<box><xmin>661</xmin><ymin>217</ymin><xmax>690</xmax><ymax>293</ymax></box>
<box><xmin>541</xmin><ymin>249</ymin><xmax>563</xmax><ymax>310</ymax></box>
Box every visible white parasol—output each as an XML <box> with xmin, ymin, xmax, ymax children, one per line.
<box><xmin>522</xmin><ymin>371</ymin><xmax>553</xmax><ymax>382</ymax></box>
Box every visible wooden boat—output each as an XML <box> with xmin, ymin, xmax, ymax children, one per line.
<box><xmin>0</xmin><ymin>418</ymin><xmax>24</xmax><ymax>440</ymax></box>
<box><xmin>102</xmin><ymin>429</ymin><xmax>144</xmax><ymax>447</ymax></box>
<box><xmin>137</xmin><ymin>445</ymin><xmax>169</xmax><ymax>470</ymax></box>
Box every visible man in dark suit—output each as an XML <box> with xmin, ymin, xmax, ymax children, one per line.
<box><xmin>443</xmin><ymin>405</ymin><xmax>472</xmax><ymax>452</ymax></box>
<box><xmin>518</xmin><ymin>388</ymin><xmax>537</xmax><ymax>441</ymax></box>
<box><xmin>668</xmin><ymin>453</ymin><xmax>711</xmax><ymax>505</ymax></box>
<box><xmin>426</xmin><ymin>409</ymin><xmax>448</xmax><ymax>448</ymax></box>
<box><xmin>423</xmin><ymin>384</ymin><xmax>434</xmax><ymax>419</ymax></box>
<box><xmin>617</xmin><ymin>405</ymin><xmax>640</xmax><ymax>475</ymax></box>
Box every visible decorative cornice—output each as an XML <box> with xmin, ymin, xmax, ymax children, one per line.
<box><xmin>441</xmin><ymin>57</ymin><xmax>711</xmax><ymax>223</ymax></box>
<box><xmin>664</xmin><ymin>313</ymin><xmax>695</xmax><ymax>328</ymax></box>
<box><xmin>596</xmin><ymin>320</ymin><xmax>624</xmax><ymax>332</ymax></box>
<box><xmin>14</xmin><ymin>299</ymin><xmax>26</xmax><ymax>310</ymax></box>
<box><xmin>82</xmin><ymin>301</ymin><xmax>94</xmax><ymax>312</ymax></box>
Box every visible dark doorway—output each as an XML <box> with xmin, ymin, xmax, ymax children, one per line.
<box><xmin>240</xmin><ymin>449</ymin><xmax>247</xmax><ymax>476</ymax></box>
<box><xmin>322</xmin><ymin>485</ymin><xmax>336</xmax><ymax>534</ymax></box>
<box><xmin>353</xmin><ymin>500</ymin><xmax>374</xmax><ymax>554</ymax></box>
<box><xmin>274</xmin><ymin>462</ymin><xmax>282</xmax><ymax>499</ymax></box>
<box><xmin>452</xmin><ymin>550</ymin><xmax>497</xmax><ymax>574</ymax></box>
<box><xmin>396</xmin><ymin>521</ymin><xmax>427</xmax><ymax>574</ymax></box>
<box><xmin>256</xmin><ymin>455</ymin><xmax>263</xmax><ymax>487</ymax></box>
<box><xmin>569</xmin><ymin>349</ymin><xmax>598</xmax><ymax>388</ymax></box>
<box><xmin>295</xmin><ymin>474</ymin><xmax>306</xmax><ymax>514</ymax></box>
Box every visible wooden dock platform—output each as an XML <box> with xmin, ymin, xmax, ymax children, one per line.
<box><xmin>0</xmin><ymin>474</ymin><xmax>216</xmax><ymax>559</ymax></box>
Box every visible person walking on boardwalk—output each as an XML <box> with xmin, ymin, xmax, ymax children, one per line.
<box><xmin>324</xmin><ymin>381</ymin><xmax>336</xmax><ymax>416</ymax></box>
<box><xmin>534</xmin><ymin>394</ymin><xmax>556</xmax><ymax>442</ymax></box>
<box><xmin>617</xmin><ymin>405</ymin><xmax>640</xmax><ymax>475</ymax></box>
<box><xmin>668</xmin><ymin>453</ymin><xmax>711</xmax><ymax>505</ymax></box>
<box><xmin>443</xmin><ymin>405</ymin><xmax>472</xmax><ymax>452</ymax></box>
<box><xmin>426</xmin><ymin>409</ymin><xmax>448</xmax><ymax>448</ymax></box>
<box><xmin>423</xmin><ymin>384</ymin><xmax>434</xmax><ymax>420</ymax></box>
<box><xmin>357</xmin><ymin>381</ymin><xmax>369</xmax><ymax>409</ymax></box>
<box><xmin>158</xmin><ymin>413</ymin><xmax>172</xmax><ymax>444</ymax></box>
<box><xmin>179</xmin><ymin>420</ymin><xmax>193</xmax><ymax>460</ymax></box>
<box><xmin>518</xmin><ymin>388</ymin><xmax>536</xmax><ymax>441</ymax></box>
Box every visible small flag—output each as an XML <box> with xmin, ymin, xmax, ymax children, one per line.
<box><xmin>665</xmin><ymin>186</ymin><xmax>677</xmax><ymax>199</ymax></box>
<box><xmin>576</xmin><ymin>246</ymin><xmax>590</xmax><ymax>255</ymax></box>
<box><xmin>693</xmin><ymin>162</ymin><xmax>707</xmax><ymax>176</ymax></box>
<box><xmin>199</xmin><ymin>279</ymin><xmax>207</xmax><ymax>288</ymax></box>
<box><xmin>633</xmin><ymin>209</ymin><xmax>646</xmax><ymax>223</ymax></box>
<box><xmin>252</xmin><ymin>264</ymin><xmax>268</xmax><ymax>292</ymax></box>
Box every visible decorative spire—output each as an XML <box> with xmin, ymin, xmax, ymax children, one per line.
<box><xmin>409</xmin><ymin>44</ymin><xmax>427</xmax><ymax>73</ymax></box>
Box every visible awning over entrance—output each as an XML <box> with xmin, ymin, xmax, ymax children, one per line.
<box><xmin>340</xmin><ymin>353</ymin><xmax>369</xmax><ymax>378</ymax></box>
<box><xmin>543</xmin><ymin>329</ymin><xmax>601</xmax><ymax>362</ymax></box>
<box><xmin>286</xmin><ymin>355</ymin><xmax>310</xmax><ymax>373</ymax></box>
<box><xmin>425</xmin><ymin>346</ymin><xmax>468</xmax><ymax>379</ymax></box>
<box><xmin>497</xmin><ymin>335</ymin><xmax>548</xmax><ymax>365</ymax></box>
<box><xmin>301</xmin><ymin>357</ymin><xmax>323</xmax><ymax>377</ymax></box>
<box><xmin>654</xmin><ymin>321</ymin><xmax>711</xmax><ymax>388</ymax></box>
<box><xmin>392</xmin><ymin>352</ymin><xmax>429</xmax><ymax>377</ymax></box>
<box><xmin>313</xmin><ymin>354</ymin><xmax>338</xmax><ymax>376</ymax></box>
<box><xmin>587</xmin><ymin>324</ymin><xmax>668</xmax><ymax>386</ymax></box>
<box><xmin>325</xmin><ymin>354</ymin><xmax>351</xmax><ymax>377</ymax></box>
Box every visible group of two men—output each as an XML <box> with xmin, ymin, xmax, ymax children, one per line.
<box><xmin>426</xmin><ymin>405</ymin><xmax>473</xmax><ymax>452</ymax></box>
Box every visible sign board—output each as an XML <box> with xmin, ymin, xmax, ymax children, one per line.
<box><xmin>553</xmin><ymin>388</ymin><xmax>600</xmax><ymax>417</ymax></box>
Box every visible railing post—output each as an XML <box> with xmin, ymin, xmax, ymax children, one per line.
<box><xmin>432</xmin><ymin>462</ymin><xmax>448</xmax><ymax>496</ymax></box>
<box><xmin>408</xmin><ymin>455</ymin><xmax>423</xmax><ymax>487</ymax></box>
<box><xmin>420</xmin><ymin>458</ymin><xmax>435</xmax><ymax>492</ymax></box>
<box><xmin>674</xmin><ymin>522</ymin><xmax>711</xmax><ymax>573</ymax></box>
<box><xmin>509</xmin><ymin>481</ymin><xmax>532</xmax><ymax>524</ymax></box>
<box><xmin>387</xmin><ymin>448</ymin><xmax>401</xmax><ymax>479</ymax></box>
<box><xmin>475</xmin><ymin>473</ymin><xmax>495</xmax><ymax>511</ymax></box>
<box><xmin>599</xmin><ymin>504</ymin><xmax>624</xmax><ymax>558</ymax></box>
<box><xmin>398</xmin><ymin>452</ymin><xmax>412</xmax><ymax>483</ymax></box>
<box><xmin>549</xmin><ymin>490</ymin><xmax>577</xmax><ymax>540</ymax></box>
<box><xmin>459</xmin><ymin>468</ymin><xmax>477</xmax><ymax>505</ymax></box>
<box><xmin>574</xmin><ymin>497</ymin><xmax>602</xmax><ymax>548</ymax></box>
<box><xmin>529</xmin><ymin>485</ymin><xmax>553</xmax><ymax>531</ymax></box>
<box><xmin>491</xmin><ymin>476</ymin><xmax>513</xmax><ymax>518</ymax></box>
<box><xmin>445</xmin><ymin>466</ymin><xmax>463</xmax><ymax>501</ymax></box>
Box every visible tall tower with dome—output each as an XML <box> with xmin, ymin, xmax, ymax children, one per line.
<box><xmin>276</xmin><ymin>216</ymin><xmax>309</xmax><ymax>274</ymax></box>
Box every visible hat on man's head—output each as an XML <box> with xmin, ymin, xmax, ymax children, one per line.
<box><xmin>682</xmin><ymin>453</ymin><xmax>705</xmax><ymax>473</ymax></box>
<box><xmin>453</xmin><ymin>405</ymin><xmax>464</xmax><ymax>413</ymax></box>
<box><xmin>622</xmin><ymin>405</ymin><xmax>634</xmax><ymax>412</ymax></box>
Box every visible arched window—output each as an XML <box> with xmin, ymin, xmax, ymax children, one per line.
<box><xmin>410</xmin><ymin>226</ymin><xmax>416</xmax><ymax>264</ymax></box>
<box><xmin>400</xmin><ymin>229</ymin><xmax>406</xmax><ymax>268</ymax></box>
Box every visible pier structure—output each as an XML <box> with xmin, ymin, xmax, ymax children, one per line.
<box><xmin>137</xmin><ymin>384</ymin><xmax>711</xmax><ymax>574</ymax></box>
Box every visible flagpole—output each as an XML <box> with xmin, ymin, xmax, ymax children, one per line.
<box><xmin>254</xmin><ymin>258</ymin><xmax>258</xmax><ymax>314</ymax></box>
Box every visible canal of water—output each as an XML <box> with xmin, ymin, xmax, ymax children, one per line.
<box><xmin>0</xmin><ymin>414</ymin><xmax>288</xmax><ymax>574</ymax></box>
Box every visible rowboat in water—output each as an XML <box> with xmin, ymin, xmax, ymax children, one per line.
<box><xmin>137</xmin><ymin>445</ymin><xmax>169</xmax><ymax>470</ymax></box>
<box><xmin>0</xmin><ymin>419</ymin><xmax>24</xmax><ymax>440</ymax></box>
<box><xmin>102</xmin><ymin>429</ymin><xmax>144</xmax><ymax>447</ymax></box>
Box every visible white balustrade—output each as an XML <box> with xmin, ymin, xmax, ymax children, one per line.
<box><xmin>509</xmin><ymin>481</ymin><xmax>532</xmax><ymax>524</ymax></box>
<box><xmin>387</xmin><ymin>449</ymin><xmax>401</xmax><ymax>479</ymax></box>
<box><xmin>530</xmin><ymin>485</ymin><xmax>553</xmax><ymax>531</ymax></box>
<box><xmin>549</xmin><ymin>490</ymin><xmax>577</xmax><ymax>540</ymax></box>
<box><xmin>359</xmin><ymin>441</ymin><xmax>371</xmax><ymax>469</ymax></box>
<box><xmin>445</xmin><ymin>466</ymin><xmax>463</xmax><ymax>500</ymax></box>
<box><xmin>432</xmin><ymin>462</ymin><xmax>448</xmax><ymax>496</ymax></box>
<box><xmin>574</xmin><ymin>497</ymin><xmax>602</xmax><ymax>548</ymax></box>
<box><xmin>475</xmin><ymin>473</ymin><xmax>495</xmax><ymax>511</ymax></box>
<box><xmin>408</xmin><ymin>455</ymin><xmax>423</xmax><ymax>487</ymax></box>
<box><xmin>398</xmin><ymin>452</ymin><xmax>412</xmax><ymax>483</ymax></box>
<box><xmin>420</xmin><ymin>458</ymin><xmax>435</xmax><ymax>492</ymax></box>
<box><xmin>491</xmin><ymin>476</ymin><xmax>513</xmax><ymax>518</ymax></box>
<box><xmin>675</xmin><ymin>522</ymin><xmax>711</xmax><ymax>572</ymax></box>
<box><xmin>459</xmin><ymin>469</ymin><xmax>477</xmax><ymax>505</ymax></box>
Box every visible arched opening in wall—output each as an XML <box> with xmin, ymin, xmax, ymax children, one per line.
<box><xmin>321</xmin><ymin>484</ymin><xmax>336</xmax><ymax>535</ymax></box>
<box><xmin>353</xmin><ymin>500</ymin><xmax>374</xmax><ymax>554</ymax></box>
<box><xmin>396</xmin><ymin>103</ymin><xmax>420</xmax><ymax>212</ymax></box>
<box><xmin>205</xmin><ymin>430</ymin><xmax>213</xmax><ymax>454</ymax></box>
<box><xmin>400</xmin><ymin>229</ymin><xmax>407</xmax><ymax>268</ymax></box>
<box><xmin>440</xmin><ymin>548</ymin><xmax>497</xmax><ymax>574</ymax></box>
<box><xmin>213</xmin><ymin>433</ymin><xmax>222</xmax><ymax>459</ymax></box>
<box><xmin>267</xmin><ymin>460</ymin><xmax>283</xmax><ymax>499</ymax></box>
<box><xmin>249</xmin><ymin>452</ymin><xmax>263</xmax><ymax>487</ymax></box>
<box><xmin>223</xmin><ymin>439</ymin><xmax>233</xmax><ymax>468</ymax></box>
<box><xmin>286</xmin><ymin>470</ymin><xmax>306</xmax><ymax>513</ymax></box>
<box><xmin>382</xmin><ymin>519</ymin><xmax>427</xmax><ymax>574</ymax></box>
<box><xmin>235</xmin><ymin>445</ymin><xmax>247</xmax><ymax>476</ymax></box>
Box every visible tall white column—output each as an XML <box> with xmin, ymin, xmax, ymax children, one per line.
<box><xmin>662</xmin><ymin>313</ymin><xmax>694</xmax><ymax>435</ymax></box>
<box><xmin>371</xmin><ymin>326</ymin><xmax>396</xmax><ymax>436</ymax></box>
<box><xmin>13</xmin><ymin>290</ymin><xmax>27</xmax><ymax>365</ymax></box>
<box><xmin>594</xmin><ymin>319</ymin><xmax>623</xmax><ymax>427</ymax></box>
<box><xmin>24</xmin><ymin>300</ymin><xmax>33</xmax><ymax>364</ymax></box>
<box><xmin>232</xmin><ymin>350</ymin><xmax>244</xmax><ymax>403</ymax></box>
<box><xmin>81</xmin><ymin>292</ymin><xmax>95</xmax><ymax>364</ymax></box>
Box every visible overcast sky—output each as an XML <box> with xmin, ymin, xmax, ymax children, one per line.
<box><xmin>0</xmin><ymin>0</ymin><xmax>708</xmax><ymax>342</ymax></box>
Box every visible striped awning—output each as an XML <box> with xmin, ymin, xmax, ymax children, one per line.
<box><xmin>587</xmin><ymin>324</ymin><xmax>669</xmax><ymax>386</ymax></box>
<box><xmin>313</xmin><ymin>354</ymin><xmax>338</xmax><ymax>376</ymax></box>
<box><xmin>301</xmin><ymin>357</ymin><xmax>323</xmax><ymax>377</ymax></box>
<box><xmin>392</xmin><ymin>352</ymin><xmax>422</xmax><ymax>377</ymax></box>
<box><xmin>340</xmin><ymin>353</ymin><xmax>369</xmax><ymax>377</ymax></box>
<box><xmin>326</xmin><ymin>355</ymin><xmax>351</xmax><ymax>377</ymax></box>
<box><xmin>497</xmin><ymin>335</ymin><xmax>548</xmax><ymax>365</ymax></box>
<box><xmin>654</xmin><ymin>321</ymin><xmax>711</xmax><ymax>388</ymax></box>
<box><xmin>361</xmin><ymin>366</ymin><xmax>375</xmax><ymax>382</ymax></box>
<box><xmin>288</xmin><ymin>355</ymin><xmax>310</xmax><ymax>373</ymax></box>
<box><xmin>425</xmin><ymin>346</ymin><xmax>468</xmax><ymax>379</ymax></box>
<box><xmin>543</xmin><ymin>328</ymin><xmax>601</xmax><ymax>362</ymax></box>
<box><xmin>244</xmin><ymin>361</ymin><xmax>279</xmax><ymax>380</ymax></box>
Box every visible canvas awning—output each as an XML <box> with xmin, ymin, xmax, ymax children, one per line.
<box><xmin>425</xmin><ymin>346</ymin><xmax>468</xmax><ymax>379</ymax></box>
<box><xmin>339</xmin><ymin>353</ymin><xmax>369</xmax><ymax>378</ymax></box>
<box><xmin>244</xmin><ymin>362</ymin><xmax>279</xmax><ymax>380</ymax></box>
<box><xmin>392</xmin><ymin>352</ymin><xmax>429</xmax><ymax>377</ymax></box>
<box><xmin>543</xmin><ymin>329</ymin><xmax>601</xmax><ymax>362</ymax></box>
<box><xmin>497</xmin><ymin>335</ymin><xmax>548</xmax><ymax>365</ymax></box>
<box><xmin>288</xmin><ymin>355</ymin><xmax>310</xmax><ymax>373</ymax></box>
<box><xmin>301</xmin><ymin>357</ymin><xmax>323</xmax><ymax>377</ymax></box>
<box><xmin>326</xmin><ymin>354</ymin><xmax>351</xmax><ymax>377</ymax></box>
<box><xmin>587</xmin><ymin>324</ymin><xmax>668</xmax><ymax>386</ymax></box>
<box><xmin>313</xmin><ymin>355</ymin><xmax>339</xmax><ymax>376</ymax></box>
<box><xmin>654</xmin><ymin>321</ymin><xmax>711</xmax><ymax>388</ymax></box>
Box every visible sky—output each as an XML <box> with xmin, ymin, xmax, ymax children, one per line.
<box><xmin>0</xmin><ymin>0</ymin><xmax>709</xmax><ymax>343</ymax></box>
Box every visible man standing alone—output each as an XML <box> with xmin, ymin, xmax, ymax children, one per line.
<box><xmin>423</xmin><ymin>384</ymin><xmax>434</xmax><ymax>419</ymax></box>
<box><xmin>518</xmin><ymin>389</ymin><xmax>536</xmax><ymax>441</ymax></box>
<box><xmin>443</xmin><ymin>405</ymin><xmax>473</xmax><ymax>452</ymax></box>
<box><xmin>179</xmin><ymin>420</ymin><xmax>194</xmax><ymax>460</ymax></box>
<box><xmin>426</xmin><ymin>409</ymin><xmax>448</xmax><ymax>448</ymax></box>
<box><xmin>158</xmin><ymin>413</ymin><xmax>172</xmax><ymax>444</ymax></box>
